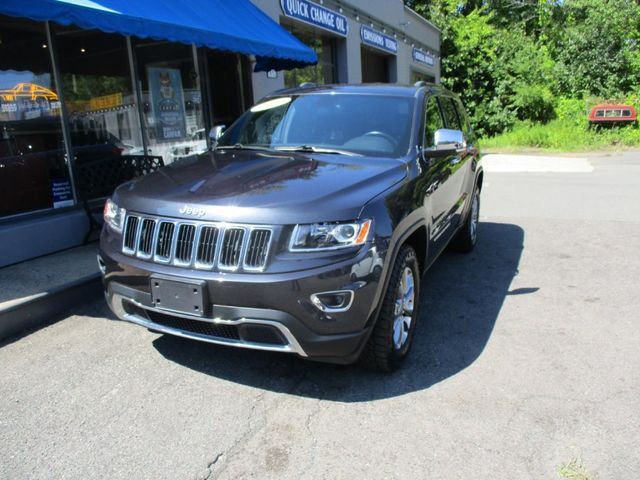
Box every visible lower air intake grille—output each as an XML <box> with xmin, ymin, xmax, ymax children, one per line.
<box><xmin>146</xmin><ymin>310</ymin><xmax>241</xmax><ymax>340</ymax></box>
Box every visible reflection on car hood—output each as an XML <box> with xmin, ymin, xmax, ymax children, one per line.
<box><xmin>114</xmin><ymin>149</ymin><xmax>407</xmax><ymax>224</ymax></box>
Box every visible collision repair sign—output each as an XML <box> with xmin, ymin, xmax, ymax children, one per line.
<box><xmin>412</xmin><ymin>48</ymin><xmax>435</xmax><ymax>67</ymax></box>
<box><xmin>281</xmin><ymin>0</ymin><xmax>348</xmax><ymax>36</ymax></box>
<box><xmin>360</xmin><ymin>26</ymin><xmax>398</xmax><ymax>55</ymax></box>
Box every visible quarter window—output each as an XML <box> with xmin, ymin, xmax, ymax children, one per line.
<box><xmin>439</xmin><ymin>97</ymin><xmax>461</xmax><ymax>130</ymax></box>
<box><xmin>424</xmin><ymin>96</ymin><xmax>445</xmax><ymax>147</ymax></box>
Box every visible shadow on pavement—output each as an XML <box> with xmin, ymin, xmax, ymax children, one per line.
<box><xmin>151</xmin><ymin>221</ymin><xmax>526</xmax><ymax>402</ymax></box>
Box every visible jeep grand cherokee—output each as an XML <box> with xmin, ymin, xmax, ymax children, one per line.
<box><xmin>99</xmin><ymin>83</ymin><xmax>483</xmax><ymax>371</ymax></box>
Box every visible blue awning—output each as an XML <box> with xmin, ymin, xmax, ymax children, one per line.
<box><xmin>0</xmin><ymin>0</ymin><xmax>317</xmax><ymax>71</ymax></box>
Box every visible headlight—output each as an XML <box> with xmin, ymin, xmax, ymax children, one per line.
<box><xmin>103</xmin><ymin>198</ymin><xmax>126</xmax><ymax>233</ymax></box>
<box><xmin>290</xmin><ymin>219</ymin><xmax>371</xmax><ymax>251</ymax></box>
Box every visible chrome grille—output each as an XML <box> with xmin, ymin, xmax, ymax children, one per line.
<box><xmin>155</xmin><ymin>222</ymin><xmax>175</xmax><ymax>260</ymax></box>
<box><xmin>175</xmin><ymin>224</ymin><xmax>196</xmax><ymax>264</ymax></box>
<box><xmin>123</xmin><ymin>216</ymin><xmax>139</xmax><ymax>252</ymax></box>
<box><xmin>245</xmin><ymin>229</ymin><xmax>272</xmax><ymax>269</ymax></box>
<box><xmin>195</xmin><ymin>226</ymin><xmax>219</xmax><ymax>267</ymax></box>
<box><xmin>137</xmin><ymin>219</ymin><xmax>156</xmax><ymax>257</ymax></box>
<box><xmin>219</xmin><ymin>228</ymin><xmax>245</xmax><ymax>269</ymax></box>
<box><xmin>121</xmin><ymin>214</ymin><xmax>273</xmax><ymax>272</ymax></box>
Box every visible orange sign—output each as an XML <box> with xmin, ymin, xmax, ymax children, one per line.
<box><xmin>89</xmin><ymin>92</ymin><xmax>123</xmax><ymax>111</ymax></box>
<box><xmin>0</xmin><ymin>83</ymin><xmax>58</xmax><ymax>102</ymax></box>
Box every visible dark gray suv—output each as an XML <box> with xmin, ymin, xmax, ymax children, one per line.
<box><xmin>99</xmin><ymin>83</ymin><xmax>483</xmax><ymax>371</ymax></box>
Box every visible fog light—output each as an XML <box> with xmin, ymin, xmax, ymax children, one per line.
<box><xmin>310</xmin><ymin>290</ymin><xmax>354</xmax><ymax>313</ymax></box>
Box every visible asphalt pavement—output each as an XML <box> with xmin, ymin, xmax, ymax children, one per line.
<box><xmin>1</xmin><ymin>151</ymin><xmax>639</xmax><ymax>479</ymax></box>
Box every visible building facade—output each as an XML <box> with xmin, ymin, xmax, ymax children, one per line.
<box><xmin>251</xmin><ymin>0</ymin><xmax>441</xmax><ymax>101</ymax></box>
<box><xmin>0</xmin><ymin>0</ymin><xmax>440</xmax><ymax>267</ymax></box>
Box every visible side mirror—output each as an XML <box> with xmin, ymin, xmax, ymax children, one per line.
<box><xmin>434</xmin><ymin>128</ymin><xmax>465</xmax><ymax>151</ymax></box>
<box><xmin>209</xmin><ymin>125</ymin><xmax>226</xmax><ymax>148</ymax></box>
<box><xmin>423</xmin><ymin>129</ymin><xmax>466</xmax><ymax>158</ymax></box>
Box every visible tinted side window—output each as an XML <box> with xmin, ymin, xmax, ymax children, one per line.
<box><xmin>439</xmin><ymin>97</ymin><xmax>461</xmax><ymax>130</ymax></box>
<box><xmin>424</xmin><ymin>96</ymin><xmax>445</xmax><ymax>147</ymax></box>
<box><xmin>454</xmin><ymin>98</ymin><xmax>473</xmax><ymax>138</ymax></box>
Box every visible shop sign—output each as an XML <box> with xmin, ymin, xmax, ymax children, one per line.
<box><xmin>147</xmin><ymin>67</ymin><xmax>187</xmax><ymax>142</ymax></box>
<box><xmin>412</xmin><ymin>48</ymin><xmax>435</xmax><ymax>67</ymax></box>
<box><xmin>360</xmin><ymin>26</ymin><xmax>398</xmax><ymax>55</ymax></box>
<box><xmin>280</xmin><ymin>0</ymin><xmax>348</xmax><ymax>36</ymax></box>
<box><xmin>51</xmin><ymin>178</ymin><xmax>74</xmax><ymax>208</ymax></box>
<box><xmin>1</xmin><ymin>102</ymin><xmax>17</xmax><ymax>113</ymax></box>
<box><xmin>89</xmin><ymin>92</ymin><xmax>123</xmax><ymax>111</ymax></box>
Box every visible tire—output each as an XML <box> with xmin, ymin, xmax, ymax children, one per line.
<box><xmin>359</xmin><ymin>245</ymin><xmax>420</xmax><ymax>372</ymax></box>
<box><xmin>450</xmin><ymin>185</ymin><xmax>480</xmax><ymax>253</ymax></box>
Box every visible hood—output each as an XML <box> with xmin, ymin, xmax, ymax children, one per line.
<box><xmin>114</xmin><ymin>149</ymin><xmax>407</xmax><ymax>225</ymax></box>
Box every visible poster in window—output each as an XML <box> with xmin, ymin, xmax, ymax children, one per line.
<box><xmin>147</xmin><ymin>67</ymin><xmax>186</xmax><ymax>142</ymax></box>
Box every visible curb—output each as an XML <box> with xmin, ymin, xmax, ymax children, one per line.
<box><xmin>0</xmin><ymin>273</ymin><xmax>102</xmax><ymax>343</ymax></box>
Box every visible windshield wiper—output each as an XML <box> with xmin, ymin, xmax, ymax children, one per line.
<box><xmin>274</xmin><ymin>145</ymin><xmax>361</xmax><ymax>156</ymax></box>
<box><xmin>215</xmin><ymin>143</ymin><xmax>273</xmax><ymax>151</ymax></box>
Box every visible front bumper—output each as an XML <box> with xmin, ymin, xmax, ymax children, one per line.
<box><xmin>100</xmin><ymin>242</ymin><xmax>384</xmax><ymax>363</ymax></box>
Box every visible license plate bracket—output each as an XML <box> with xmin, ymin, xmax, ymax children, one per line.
<box><xmin>150</xmin><ymin>276</ymin><xmax>208</xmax><ymax>317</ymax></box>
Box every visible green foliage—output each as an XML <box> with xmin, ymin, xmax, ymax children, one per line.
<box><xmin>407</xmin><ymin>0</ymin><xmax>640</xmax><ymax>143</ymax></box>
<box><xmin>511</xmin><ymin>84</ymin><xmax>555</xmax><ymax>123</ymax></box>
<box><xmin>61</xmin><ymin>74</ymin><xmax>129</xmax><ymax>102</ymax></box>
<box><xmin>550</xmin><ymin>0</ymin><xmax>640</xmax><ymax>97</ymax></box>
<box><xmin>554</xmin><ymin>97</ymin><xmax>587</xmax><ymax>125</ymax></box>
<box><xmin>481</xmin><ymin>117</ymin><xmax>640</xmax><ymax>152</ymax></box>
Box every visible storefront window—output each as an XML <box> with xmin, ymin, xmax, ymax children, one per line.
<box><xmin>53</xmin><ymin>25</ymin><xmax>145</xmax><ymax>201</ymax></box>
<box><xmin>283</xmin><ymin>26</ymin><xmax>337</xmax><ymax>88</ymax></box>
<box><xmin>0</xmin><ymin>16</ymin><xmax>71</xmax><ymax>218</ymax></box>
<box><xmin>411</xmin><ymin>71</ymin><xmax>435</xmax><ymax>84</ymax></box>
<box><xmin>134</xmin><ymin>40</ymin><xmax>205</xmax><ymax>164</ymax></box>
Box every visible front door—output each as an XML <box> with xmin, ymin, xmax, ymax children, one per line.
<box><xmin>421</xmin><ymin>94</ymin><xmax>459</xmax><ymax>262</ymax></box>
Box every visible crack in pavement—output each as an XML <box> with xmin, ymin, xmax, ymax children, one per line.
<box><xmin>202</xmin><ymin>452</ymin><xmax>224</xmax><ymax>480</ymax></box>
<box><xmin>196</xmin><ymin>362</ymin><xmax>311</xmax><ymax>479</ymax></box>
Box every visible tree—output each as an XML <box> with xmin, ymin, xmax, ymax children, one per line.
<box><xmin>405</xmin><ymin>0</ymin><xmax>640</xmax><ymax>136</ymax></box>
<box><xmin>549</xmin><ymin>0</ymin><xmax>640</xmax><ymax>98</ymax></box>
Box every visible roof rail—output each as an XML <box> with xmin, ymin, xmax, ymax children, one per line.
<box><xmin>299</xmin><ymin>82</ymin><xmax>317</xmax><ymax>88</ymax></box>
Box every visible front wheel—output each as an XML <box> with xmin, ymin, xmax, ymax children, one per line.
<box><xmin>360</xmin><ymin>245</ymin><xmax>420</xmax><ymax>372</ymax></box>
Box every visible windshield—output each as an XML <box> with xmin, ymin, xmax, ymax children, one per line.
<box><xmin>217</xmin><ymin>93</ymin><xmax>416</xmax><ymax>158</ymax></box>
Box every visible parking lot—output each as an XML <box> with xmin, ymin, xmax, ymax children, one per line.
<box><xmin>1</xmin><ymin>151</ymin><xmax>639</xmax><ymax>479</ymax></box>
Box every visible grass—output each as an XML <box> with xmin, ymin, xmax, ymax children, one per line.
<box><xmin>480</xmin><ymin>119</ymin><xmax>640</xmax><ymax>153</ymax></box>
<box><xmin>558</xmin><ymin>458</ymin><xmax>594</xmax><ymax>480</ymax></box>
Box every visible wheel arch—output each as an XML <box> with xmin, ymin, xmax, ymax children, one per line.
<box><xmin>364</xmin><ymin>219</ymin><xmax>428</xmax><ymax>329</ymax></box>
<box><xmin>476</xmin><ymin>168</ymin><xmax>484</xmax><ymax>192</ymax></box>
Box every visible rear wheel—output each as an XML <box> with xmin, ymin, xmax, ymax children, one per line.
<box><xmin>451</xmin><ymin>185</ymin><xmax>480</xmax><ymax>253</ymax></box>
<box><xmin>360</xmin><ymin>245</ymin><xmax>420</xmax><ymax>372</ymax></box>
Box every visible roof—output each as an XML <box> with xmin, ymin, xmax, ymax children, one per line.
<box><xmin>266</xmin><ymin>82</ymin><xmax>449</xmax><ymax>99</ymax></box>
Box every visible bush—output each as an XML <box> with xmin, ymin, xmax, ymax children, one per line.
<box><xmin>480</xmin><ymin>117</ymin><xmax>640</xmax><ymax>152</ymax></box>
<box><xmin>512</xmin><ymin>84</ymin><xmax>556</xmax><ymax>123</ymax></box>
<box><xmin>554</xmin><ymin>97</ymin><xmax>587</xmax><ymax>126</ymax></box>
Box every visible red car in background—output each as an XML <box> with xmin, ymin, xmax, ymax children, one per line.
<box><xmin>588</xmin><ymin>104</ymin><xmax>637</xmax><ymax>125</ymax></box>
